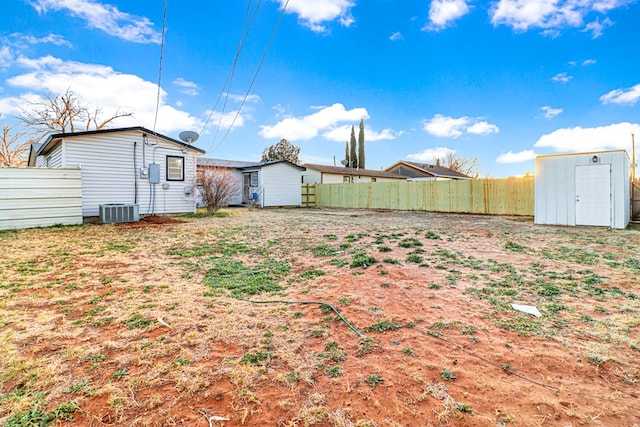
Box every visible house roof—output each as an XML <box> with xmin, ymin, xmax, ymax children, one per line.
<box><xmin>33</xmin><ymin>126</ymin><xmax>206</xmax><ymax>157</ymax></box>
<box><xmin>198</xmin><ymin>158</ymin><xmax>306</xmax><ymax>171</ymax></box>
<box><xmin>385</xmin><ymin>161</ymin><xmax>472</xmax><ymax>179</ymax></box>
<box><xmin>28</xmin><ymin>142</ymin><xmax>43</xmax><ymax>166</ymax></box>
<box><xmin>303</xmin><ymin>163</ymin><xmax>408</xmax><ymax>179</ymax></box>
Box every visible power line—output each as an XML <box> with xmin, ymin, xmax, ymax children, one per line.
<box><xmin>207</xmin><ymin>0</ymin><xmax>291</xmax><ymax>154</ymax></box>
<box><xmin>199</xmin><ymin>0</ymin><xmax>262</xmax><ymax>139</ymax></box>
<box><xmin>152</xmin><ymin>0</ymin><xmax>168</xmax><ymax>133</ymax></box>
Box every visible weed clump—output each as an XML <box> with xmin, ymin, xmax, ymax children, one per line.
<box><xmin>350</xmin><ymin>251</ymin><xmax>377</xmax><ymax>268</ymax></box>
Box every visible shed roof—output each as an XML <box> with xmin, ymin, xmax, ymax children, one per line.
<box><xmin>198</xmin><ymin>158</ymin><xmax>306</xmax><ymax>171</ymax></box>
<box><xmin>385</xmin><ymin>161</ymin><xmax>472</xmax><ymax>179</ymax></box>
<box><xmin>33</xmin><ymin>126</ymin><xmax>206</xmax><ymax>157</ymax></box>
<box><xmin>303</xmin><ymin>163</ymin><xmax>407</xmax><ymax>179</ymax></box>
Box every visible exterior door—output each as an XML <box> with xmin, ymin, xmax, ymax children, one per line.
<box><xmin>242</xmin><ymin>173</ymin><xmax>251</xmax><ymax>203</ymax></box>
<box><xmin>575</xmin><ymin>164</ymin><xmax>611</xmax><ymax>226</ymax></box>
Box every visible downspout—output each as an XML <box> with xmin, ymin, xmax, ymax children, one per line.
<box><xmin>133</xmin><ymin>141</ymin><xmax>138</xmax><ymax>204</ymax></box>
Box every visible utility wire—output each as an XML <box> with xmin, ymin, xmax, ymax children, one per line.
<box><xmin>152</xmin><ymin>0</ymin><xmax>168</xmax><ymax>133</ymax></box>
<box><xmin>207</xmin><ymin>0</ymin><xmax>291</xmax><ymax>153</ymax></box>
<box><xmin>199</xmin><ymin>0</ymin><xmax>262</xmax><ymax>138</ymax></box>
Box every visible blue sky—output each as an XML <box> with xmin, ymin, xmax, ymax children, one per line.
<box><xmin>2</xmin><ymin>0</ymin><xmax>640</xmax><ymax>177</ymax></box>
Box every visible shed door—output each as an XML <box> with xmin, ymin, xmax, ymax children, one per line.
<box><xmin>575</xmin><ymin>164</ymin><xmax>611</xmax><ymax>227</ymax></box>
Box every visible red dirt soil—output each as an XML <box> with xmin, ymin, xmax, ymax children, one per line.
<box><xmin>1</xmin><ymin>208</ymin><xmax>639</xmax><ymax>426</ymax></box>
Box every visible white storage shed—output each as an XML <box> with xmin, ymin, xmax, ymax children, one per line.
<box><xmin>535</xmin><ymin>150</ymin><xmax>630</xmax><ymax>229</ymax></box>
<box><xmin>197</xmin><ymin>158</ymin><xmax>305</xmax><ymax>207</ymax></box>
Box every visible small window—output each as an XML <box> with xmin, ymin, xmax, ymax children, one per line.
<box><xmin>167</xmin><ymin>156</ymin><xmax>184</xmax><ymax>181</ymax></box>
<box><xmin>371</xmin><ymin>177</ymin><xmax>377</xmax><ymax>183</ymax></box>
<box><xmin>343</xmin><ymin>176</ymin><xmax>350</xmax><ymax>183</ymax></box>
<box><xmin>250</xmin><ymin>171</ymin><xmax>258</xmax><ymax>187</ymax></box>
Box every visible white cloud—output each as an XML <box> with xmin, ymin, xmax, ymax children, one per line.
<box><xmin>24</xmin><ymin>34</ymin><xmax>71</xmax><ymax>47</ymax></box>
<box><xmin>496</xmin><ymin>150</ymin><xmax>537</xmax><ymax>163</ymax></box>
<box><xmin>0</xmin><ymin>46</ymin><xmax>13</xmax><ymax>69</ymax></box>
<box><xmin>1</xmin><ymin>54</ymin><xmax>224</xmax><ymax>134</ymax></box>
<box><xmin>582</xmin><ymin>58</ymin><xmax>597</xmax><ymax>66</ymax></box>
<box><xmin>600</xmin><ymin>84</ymin><xmax>640</xmax><ymax>105</ymax></box>
<box><xmin>423</xmin><ymin>114</ymin><xmax>469</xmax><ymax>138</ymax></box>
<box><xmin>552</xmin><ymin>72</ymin><xmax>572</xmax><ymax>83</ymax></box>
<box><xmin>489</xmin><ymin>0</ymin><xmax>628</xmax><ymax>36</ymax></box>
<box><xmin>583</xmin><ymin>17</ymin><xmax>613</xmax><ymax>38</ymax></box>
<box><xmin>172</xmin><ymin>78</ymin><xmax>199</xmax><ymax>96</ymax></box>
<box><xmin>272</xmin><ymin>104</ymin><xmax>286</xmax><ymax>117</ymax></box>
<box><xmin>201</xmin><ymin>108</ymin><xmax>246</xmax><ymax>131</ymax></box>
<box><xmin>467</xmin><ymin>121</ymin><xmax>499</xmax><ymax>135</ymax></box>
<box><xmin>322</xmin><ymin>124</ymin><xmax>400</xmax><ymax>142</ymax></box>
<box><xmin>276</xmin><ymin>0</ymin><xmax>355</xmax><ymax>33</ymax></box>
<box><xmin>426</xmin><ymin>0</ymin><xmax>470</xmax><ymax>30</ymax></box>
<box><xmin>28</xmin><ymin>0</ymin><xmax>160</xmax><ymax>43</ymax></box>
<box><xmin>407</xmin><ymin>147</ymin><xmax>456</xmax><ymax>162</ymax></box>
<box><xmin>389</xmin><ymin>31</ymin><xmax>403</xmax><ymax>41</ymax></box>
<box><xmin>533</xmin><ymin>122</ymin><xmax>640</xmax><ymax>152</ymax></box>
<box><xmin>259</xmin><ymin>103</ymin><xmax>368</xmax><ymax>140</ymax></box>
<box><xmin>228</xmin><ymin>93</ymin><xmax>261</xmax><ymax>104</ymax></box>
<box><xmin>7</xmin><ymin>32</ymin><xmax>72</xmax><ymax>48</ymax></box>
<box><xmin>422</xmin><ymin>114</ymin><xmax>499</xmax><ymax>138</ymax></box>
<box><xmin>541</xmin><ymin>105</ymin><xmax>563</xmax><ymax>118</ymax></box>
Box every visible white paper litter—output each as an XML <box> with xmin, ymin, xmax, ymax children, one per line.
<box><xmin>157</xmin><ymin>317</ymin><xmax>172</xmax><ymax>328</ymax></box>
<box><xmin>511</xmin><ymin>304</ymin><xmax>542</xmax><ymax>317</ymax></box>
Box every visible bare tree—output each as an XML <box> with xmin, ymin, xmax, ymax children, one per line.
<box><xmin>261</xmin><ymin>138</ymin><xmax>301</xmax><ymax>164</ymax></box>
<box><xmin>19</xmin><ymin>88</ymin><xmax>133</xmax><ymax>138</ymax></box>
<box><xmin>197</xmin><ymin>167</ymin><xmax>240</xmax><ymax>213</ymax></box>
<box><xmin>0</xmin><ymin>122</ymin><xmax>30</xmax><ymax>166</ymax></box>
<box><xmin>437</xmin><ymin>152</ymin><xmax>481</xmax><ymax>178</ymax></box>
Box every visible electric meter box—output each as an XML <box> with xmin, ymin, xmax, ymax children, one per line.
<box><xmin>149</xmin><ymin>163</ymin><xmax>160</xmax><ymax>183</ymax></box>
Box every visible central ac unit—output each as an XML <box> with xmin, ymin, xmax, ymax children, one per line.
<box><xmin>99</xmin><ymin>204</ymin><xmax>140</xmax><ymax>224</ymax></box>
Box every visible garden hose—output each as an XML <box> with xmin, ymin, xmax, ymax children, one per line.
<box><xmin>235</xmin><ymin>296</ymin><xmax>365</xmax><ymax>338</ymax></box>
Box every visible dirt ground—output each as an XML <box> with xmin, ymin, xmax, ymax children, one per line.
<box><xmin>1</xmin><ymin>208</ymin><xmax>639</xmax><ymax>426</ymax></box>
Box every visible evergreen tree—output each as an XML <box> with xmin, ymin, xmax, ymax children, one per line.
<box><xmin>358</xmin><ymin>119</ymin><xmax>365</xmax><ymax>169</ymax></box>
<box><xmin>349</xmin><ymin>125</ymin><xmax>357</xmax><ymax>168</ymax></box>
<box><xmin>344</xmin><ymin>141</ymin><xmax>349</xmax><ymax>167</ymax></box>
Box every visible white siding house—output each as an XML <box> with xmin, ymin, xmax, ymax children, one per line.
<box><xmin>302</xmin><ymin>163</ymin><xmax>407</xmax><ymax>184</ymax></box>
<box><xmin>197</xmin><ymin>158</ymin><xmax>305</xmax><ymax>207</ymax></box>
<box><xmin>28</xmin><ymin>127</ymin><xmax>205</xmax><ymax>217</ymax></box>
<box><xmin>535</xmin><ymin>150</ymin><xmax>630</xmax><ymax>229</ymax></box>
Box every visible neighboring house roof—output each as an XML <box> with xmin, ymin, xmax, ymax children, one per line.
<box><xmin>385</xmin><ymin>161</ymin><xmax>472</xmax><ymax>179</ymax></box>
<box><xmin>198</xmin><ymin>158</ymin><xmax>306</xmax><ymax>171</ymax></box>
<box><xmin>32</xmin><ymin>126</ymin><xmax>206</xmax><ymax>158</ymax></box>
<box><xmin>28</xmin><ymin>143</ymin><xmax>43</xmax><ymax>166</ymax></box>
<box><xmin>303</xmin><ymin>163</ymin><xmax>408</xmax><ymax>179</ymax></box>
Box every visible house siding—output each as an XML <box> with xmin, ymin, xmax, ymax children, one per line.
<box><xmin>48</xmin><ymin>144</ymin><xmax>64</xmax><ymax>168</ymax></box>
<box><xmin>0</xmin><ymin>167</ymin><xmax>82</xmax><ymax>230</ymax></box>
<box><xmin>261</xmin><ymin>163</ymin><xmax>302</xmax><ymax>207</ymax></box>
<box><xmin>302</xmin><ymin>169</ymin><xmax>322</xmax><ymax>184</ymax></box>
<box><xmin>36</xmin><ymin>130</ymin><xmax>199</xmax><ymax>216</ymax></box>
<box><xmin>318</xmin><ymin>172</ymin><xmax>401</xmax><ymax>183</ymax></box>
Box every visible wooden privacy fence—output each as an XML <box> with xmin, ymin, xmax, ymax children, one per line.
<box><xmin>301</xmin><ymin>184</ymin><xmax>316</xmax><ymax>207</ymax></box>
<box><xmin>633</xmin><ymin>180</ymin><xmax>640</xmax><ymax>221</ymax></box>
<box><xmin>0</xmin><ymin>167</ymin><xmax>83</xmax><ymax>230</ymax></box>
<box><xmin>312</xmin><ymin>178</ymin><xmax>534</xmax><ymax>216</ymax></box>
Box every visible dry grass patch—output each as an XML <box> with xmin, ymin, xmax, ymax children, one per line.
<box><xmin>1</xmin><ymin>209</ymin><xmax>639</xmax><ymax>425</ymax></box>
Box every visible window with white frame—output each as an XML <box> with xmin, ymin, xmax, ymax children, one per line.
<box><xmin>166</xmin><ymin>156</ymin><xmax>184</xmax><ymax>181</ymax></box>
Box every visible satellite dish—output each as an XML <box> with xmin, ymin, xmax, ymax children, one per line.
<box><xmin>179</xmin><ymin>130</ymin><xmax>199</xmax><ymax>144</ymax></box>
<box><xmin>340</xmin><ymin>159</ymin><xmax>348</xmax><ymax>166</ymax></box>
